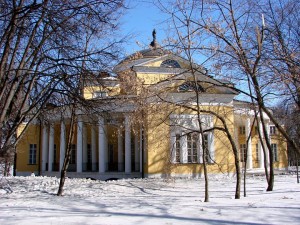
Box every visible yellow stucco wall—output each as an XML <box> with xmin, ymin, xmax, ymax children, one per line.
<box><xmin>236</xmin><ymin>122</ymin><xmax>287</xmax><ymax>169</ymax></box>
<box><xmin>15</xmin><ymin>55</ymin><xmax>288</xmax><ymax>176</ymax></box>
<box><xmin>271</xmin><ymin>133</ymin><xmax>288</xmax><ymax>169</ymax></box>
<box><xmin>16</xmin><ymin>124</ymin><xmax>41</xmax><ymax>173</ymax></box>
<box><xmin>16</xmin><ymin>113</ymin><xmax>288</xmax><ymax>175</ymax></box>
<box><xmin>83</xmin><ymin>85</ymin><xmax>121</xmax><ymax>99</ymax></box>
<box><xmin>144</xmin><ymin>104</ymin><xmax>237</xmax><ymax>176</ymax></box>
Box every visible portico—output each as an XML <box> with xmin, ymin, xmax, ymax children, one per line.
<box><xmin>41</xmin><ymin>114</ymin><xmax>143</xmax><ymax>179</ymax></box>
<box><xmin>234</xmin><ymin>114</ymin><xmax>271</xmax><ymax>170</ymax></box>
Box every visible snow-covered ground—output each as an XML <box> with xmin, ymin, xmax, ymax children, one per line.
<box><xmin>0</xmin><ymin>174</ymin><xmax>299</xmax><ymax>225</ymax></box>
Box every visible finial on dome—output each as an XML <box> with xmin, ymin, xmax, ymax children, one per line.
<box><xmin>152</xmin><ymin>29</ymin><xmax>156</xmax><ymax>41</ymax></box>
<box><xmin>150</xmin><ymin>29</ymin><xmax>157</xmax><ymax>49</ymax></box>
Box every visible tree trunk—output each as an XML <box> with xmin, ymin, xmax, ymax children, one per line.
<box><xmin>204</xmin><ymin>163</ymin><xmax>209</xmax><ymax>202</ymax></box>
<box><xmin>57</xmin><ymin>108</ymin><xmax>76</xmax><ymax>196</ymax></box>
<box><xmin>258</xmin><ymin>107</ymin><xmax>274</xmax><ymax>191</ymax></box>
<box><xmin>243</xmin><ymin>154</ymin><xmax>247</xmax><ymax>197</ymax></box>
<box><xmin>296</xmin><ymin>154</ymin><xmax>299</xmax><ymax>184</ymax></box>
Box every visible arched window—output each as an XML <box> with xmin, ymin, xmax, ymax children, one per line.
<box><xmin>178</xmin><ymin>81</ymin><xmax>205</xmax><ymax>92</ymax></box>
<box><xmin>160</xmin><ymin>59</ymin><xmax>181</xmax><ymax>68</ymax></box>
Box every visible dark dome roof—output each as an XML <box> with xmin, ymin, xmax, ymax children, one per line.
<box><xmin>123</xmin><ymin>46</ymin><xmax>170</xmax><ymax>62</ymax></box>
<box><xmin>138</xmin><ymin>47</ymin><xmax>169</xmax><ymax>57</ymax></box>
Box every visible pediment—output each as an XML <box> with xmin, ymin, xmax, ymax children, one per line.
<box><xmin>149</xmin><ymin>70</ymin><xmax>238</xmax><ymax>96</ymax></box>
<box><xmin>113</xmin><ymin>51</ymin><xmax>201</xmax><ymax>74</ymax></box>
<box><xmin>134</xmin><ymin>54</ymin><xmax>195</xmax><ymax>70</ymax></box>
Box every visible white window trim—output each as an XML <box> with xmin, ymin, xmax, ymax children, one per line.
<box><xmin>170</xmin><ymin>114</ymin><xmax>214</xmax><ymax>164</ymax></box>
<box><xmin>93</xmin><ymin>91</ymin><xmax>108</xmax><ymax>98</ymax></box>
<box><xmin>270</xmin><ymin>126</ymin><xmax>276</xmax><ymax>135</ymax></box>
<box><xmin>271</xmin><ymin>143</ymin><xmax>278</xmax><ymax>162</ymax></box>
<box><xmin>239</xmin><ymin>126</ymin><xmax>246</xmax><ymax>135</ymax></box>
<box><xmin>29</xmin><ymin>144</ymin><xmax>37</xmax><ymax>164</ymax></box>
<box><xmin>240</xmin><ymin>144</ymin><xmax>246</xmax><ymax>162</ymax></box>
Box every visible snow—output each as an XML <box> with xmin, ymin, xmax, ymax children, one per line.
<box><xmin>0</xmin><ymin>175</ymin><xmax>299</xmax><ymax>225</ymax></box>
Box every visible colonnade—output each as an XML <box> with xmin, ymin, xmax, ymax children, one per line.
<box><xmin>41</xmin><ymin>115</ymin><xmax>143</xmax><ymax>174</ymax></box>
<box><xmin>236</xmin><ymin>118</ymin><xmax>270</xmax><ymax>169</ymax></box>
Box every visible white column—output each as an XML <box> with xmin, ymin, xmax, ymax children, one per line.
<box><xmin>59</xmin><ymin>121</ymin><xmax>66</xmax><ymax>171</ymax></box>
<box><xmin>181</xmin><ymin>132</ymin><xmax>188</xmax><ymax>163</ymax></box>
<box><xmin>82</xmin><ymin>125</ymin><xmax>87</xmax><ymax>171</ymax></box>
<box><xmin>246</xmin><ymin>118</ymin><xmax>253</xmax><ymax>169</ymax></box>
<box><xmin>42</xmin><ymin>125</ymin><xmax>49</xmax><ymax>171</ymax></box>
<box><xmin>170</xmin><ymin>129</ymin><xmax>176</xmax><ymax>163</ymax></box>
<box><xmin>125</xmin><ymin>115</ymin><xmax>131</xmax><ymax>173</ymax></box>
<box><xmin>134</xmin><ymin>131</ymin><xmax>140</xmax><ymax>171</ymax></box>
<box><xmin>258</xmin><ymin>122</ymin><xmax>264</xmax><ymax>168</ymax></box>
<box><xmin>99</xmin><ymin>117</ymin><xmax>107</xmax><ymax>173</ymax></box>
<box><xmin>118</xmin><ymin>128</ymin><xmax>124</xmax><ymax>171</ymax></box>
<box><xmin>198</xmin><ymin>133</ymin><xmax>203</xmax><ymax>163</ymax></box>
<box><xmin>91</xmin><ymin>126</ymin><xmax>97</xmax><ymax>171</ymax></box>
<box><xmin>48</xmin><ymin>125</ymin><xmax>54</xmax><ymax>172</ymax></box>
<box><xmin>208</xmin><ymin>118</ymin><xmax>215</xmax><ymax>163</ymax></box>
<box><xmin>77</xmin><ymin>119</ymin><xmax>83</xmax><ymax>172</ymax></box>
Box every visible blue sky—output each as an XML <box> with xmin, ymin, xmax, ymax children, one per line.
<box><xmin>117</xmin><ymin>1</ymin><xmax>283</xmax><ymax>106</ymax></box>
<box><xmin>120</xmin><ymin>1</ymin><xmax>169</xmax><ymax>55</ymax></box>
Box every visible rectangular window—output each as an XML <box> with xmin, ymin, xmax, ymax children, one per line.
<box><xmin>87</xmin><ymin>144</ymin><xmax>92</xmax><ymax>164</ymax></box>
<box><xmin>175</xmin><ymin>134</ymin><xmax>181</xmax><ymax>163</ymax></box>
<box><xmin>171</xmin><ymin>130</ymin><xmax>213</xmax><ymax>164</ymax></box>
<box><xmin>239</xmin><ymin>126</ymin><xmax>245</xmax><ymax>135</ymax></box>
<box><xmin>254</xmin><ymin>126</ymin><xmax>258</xmax><ymax>135</ymax></box>
<box><xmin>109</xmin><ymin>144</ymin><xmax>114</xmax><ymax>164</ymax></box>
<box><xmin>187</xmin><ymin>133</ymin><xmax>198</xmax><ymax>163</ymax></box>
<box><xmin>70</xmin><ymin>144</ymin><xmax>76</xmax><ymax>164</ymax></box>
<box><xmin>240</xmin><ymin>144</ymin><xmax>246</xmax><ymax>162</ymax></box>
<box><xmin>270</xmin><ymin>126</ymin><xmax>276</xmax><ymax>135</ymax></box>
<box><xmin>29</xmin><ymin>144</ymin><xmax>37</xmax><ymax>164</ymax></box>
<box><xmin>53</xmin><ymin>144</ymin><xmax>57</xmax><ymax>163</ymax></box>
<box><xmin>93</xmin><ymin>91</ymin><xmax>107</xmax><ymax>98</ymax></box>
<box><xmin>271</xmin><ymin>143</ymin><xmax>278</xmax><ymax>162</ymax></box>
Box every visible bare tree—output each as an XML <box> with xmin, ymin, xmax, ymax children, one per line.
<box><xmin>0</xmin><ymin>0</ymin><xmax>126</xmax><ymax>175</ymax></box>
<box><xmin>157</xmin><ymin>0</ymin><xmax>299</xmax><ymax>191</ymax></box>
<box><xmin>273</xmin><ymin>101</ymin><xmax>300</xmax><ymax>183</ymax></box>
<box><xmin>260</xmin><ymin>0</ymin><xmax>300</xmax><ymax>110</ymax></box>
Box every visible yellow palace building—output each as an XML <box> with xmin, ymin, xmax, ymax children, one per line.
<box><xmin>15</xmin><ymin>34</ymin><xmax>288</xmax><ymax>179</ymax></box>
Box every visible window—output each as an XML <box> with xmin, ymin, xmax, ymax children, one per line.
<box><xmin>29</xmin><ymin>144</ymin><xmax>37</xmax><ymax>164</ymax></box>
<box><xmin>70</xmin><ymin>144</ymin><xmax>76</xmax><ymax>164</ymax></box>
<box><xmin>170</xmin><ymin>115</ymin><xmax>214</xmax><ymax>164</ymax></box>
<box><xmin>87</xmin><ymin>144</ymin><xmax>92</xmax><ymax>164</ymax></box>
<box><xmin>109</xmin><ymin>144</ymin><xmax>114</xmax><ymax>164</ymax></box>
<box><xmin>53</xmin><ymin>144</ymin><xmax>57</xmax><ymax>164</ymax></box>
<box><xmin>93</xmin><ymin>91</ymin><xmax>107</xmax><ymax>98</ymax></box>
<box><xmin>271</xmin><ymin>143</ymin><xmax>278</xmax><ymax>162</ymax></box>
<box><xmin>255</xmin><ymin>126</ymin><xmax>258</xmax><ymax>135</ymax></box>
<box><xmin>187</xmin><ymin>133</ymin><xmax>198</xmax><ymax>163</ymax></box>
<box><xmin>270</xmin><ymin>126</ymin><xmax>276</xmax><ymax>135</ymax></box>
<box><xmin>240</xmin><ymin>144</ymin><xmax>246</xmax><ymax>162</ymax></box>
<box><xmin>178</xmin><ymin>81</ymin><xmax>205</xmax><ymax>92</ymax></box>
<box><xmin>160</xmin><ymin>59</ymin><xmax>181</xmax><ymax>68</ymax></box>
<box><xmin>175</xmin><ymin>134</ymin><xmax>181</xmax><ymax>163</ymax></box>
<box><xmin>239</xmin><ymin>126</ymin><xmax>246</xmax><ymax>135</ymax></box>
<box><xmin>255</xmin><ymin>144</ymin><xmax>259</xmax><ymax>162</ymax></box>
<box><xmin>172</xmin><ymin>132</ymin><xmax>213</xmax><ymax>164</ymax></box>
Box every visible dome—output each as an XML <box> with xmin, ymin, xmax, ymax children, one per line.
<box><xmin>123</xmin><ymin>29</ymin><xmax>170</xmax><ymax>61</ymax></box>
<box><xmin>124</xmin><ymin>47</ymin><xmax>169</xmax><ymax>61</ymax></box>
<box><xmin>113</xmin><ymin>30</ymin><xmax>171</xmax><ymax>73</ymax></box>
